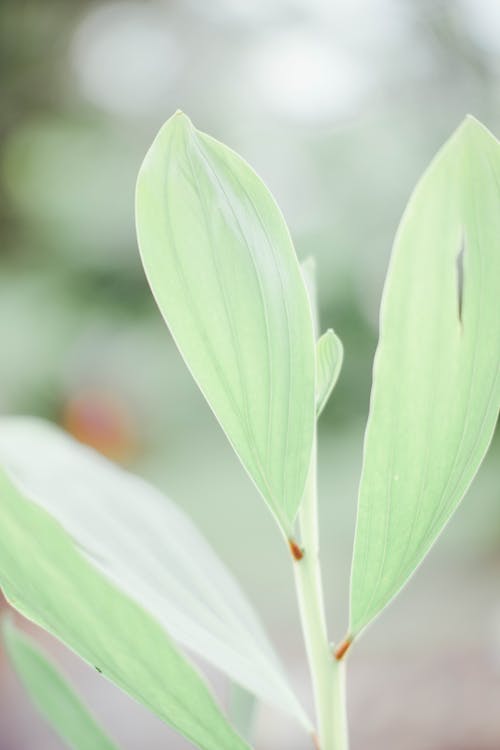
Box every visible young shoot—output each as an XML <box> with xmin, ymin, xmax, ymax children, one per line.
<box><xmin>0</xmin><ymin>114</ymin><xmax>499</xmax><ymax>750</ymax></box>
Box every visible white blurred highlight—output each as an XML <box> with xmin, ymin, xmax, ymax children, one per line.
<box><xmin>248</xmin><ymin>28</ymin><xmax>370</xmax><ymax>121</ymax></box>
<box><xmin>71</xmin><ymin>1</ymin><xmax>181</xmax><ymax>117</ymax></box>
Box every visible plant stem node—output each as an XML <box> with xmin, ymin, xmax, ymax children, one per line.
<box><xmin>288</xmin><ymin>538</ymin><xmax>304</xmax><ymax>561</ymax></box>
<box><xmin>334</xmin><ymin>637</ymin><xmax>352</xmax><ymax>661</ymax></box>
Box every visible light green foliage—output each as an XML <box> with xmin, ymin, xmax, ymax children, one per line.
<box><xmin>316</xmin><ymin>330</ymin><xmax>343</xmax><ymax>417</ymax></box>
<box><xmin>0</xmin><ymin>417</ymin><xmax>309</xmax><ymax>729</ymax></box>
<box><xmin>301</xmin><ymin>259</ymin><xmax>343</xmax><ymax>418</ymax></box>
<box><xmin>0</xmin><ymin>470</ymin><xmax>250</xmax><ymax>750</ymax></box>
<box><xmin>350</xmin><ymin>117</ymin><xmax>500</xmax><ymax>637</ymax></box>
<box><xmin>3</xmin><ymin>619</ymin><xmax>119</xmax><ymax>750</ymax></box>
<box><xmin>0</xmin><ymin>112</ymin><xmax>498</xmax><ymax>750</ymax></box>
<box><xmin>136</xmin><ymin>112</ymin><xmax>316</xmax><ymax>537</ymax></box>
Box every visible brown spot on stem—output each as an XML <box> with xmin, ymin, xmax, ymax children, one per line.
<box><xmin>289</xmin><ymin>538</ymin><xmax>304</xmax><ymax>561</ymax></box>
<box><xmin>312</xmin><ymin>731</ymin><xmax>320</xmax><ymax>750</ymax></box>
<box><xmin>334</xmin><ymin>636</ymin><xmax>352</xmax><ymax>660</ymax></box>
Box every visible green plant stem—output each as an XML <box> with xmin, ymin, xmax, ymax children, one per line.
<box><xmin>293</xmin><ymin>433</ymin><xmax>349</xmax><ymax>750</ymax></box>
<box><xmin>331</xmin><ymin>660</ymin><xmax>347</xmax><ymax>747</ymax></box>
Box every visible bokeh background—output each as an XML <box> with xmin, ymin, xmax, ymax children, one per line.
<box><xmin>1</xmin><ymin>1</ymin><xmax>499</xmax><ymax>748</ymax></box>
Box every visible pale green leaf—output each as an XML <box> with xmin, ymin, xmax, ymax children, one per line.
<box><xmin>0</xmin><ymin>469</ymin><xmax>250</xmax><ymax>750</ymax></box>
<box><xmin>350</xmin><ymin>116</ymin><xmax>500</xmax><ymax>637</ymax></box>
<box><xmin>3</xmin><ymin>619</ymin><xmax>119</xmax><ymax>750</ymax></box>
<box><xmin>316</xmin><ymin>330</ymin><xmax>343</xmax><ymax>417</ymax></box>
<box><xmin>0</xmin><ymin>417</ymin><xmax>310</xmax><ymax>730</ymax></box>
<box><xmin>300</xmin><ymin>259</ymin><xmax>343</xmax><ymax>416</ymax></box>
<box><xmin>135</xmin><ymin>112</ymin><xmax>316</xmax><ymax>536</ymax></box>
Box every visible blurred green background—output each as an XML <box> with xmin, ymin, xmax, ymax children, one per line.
<box><xmin>1</xmin><ymin>1</ymin><xmax>499</xmax><ymax>748</ymax></box>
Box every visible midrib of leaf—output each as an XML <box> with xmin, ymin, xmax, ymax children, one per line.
<box><xmin>225</xmin><ymin>163</ymin><xmax>296</xmax><ymax>521</ymax></box>
<box><xmin>194</xmin><ymin>132</ymin><xmax>300</xmax><ymax>523</ymax></box>
<box><xmin>160</xmin><ymin>127</ymin><xmax>284</xmax><ymax>529</ymax></box>
<box><xmin>189</xmin><ymin>137</ymin><xmax>274</xmax><ymax>472</ymax></box>
<box><xmin>184</xmin><ymin>134</ymin><xmax>274</xmax><ymax>503</ymax></box>
<box><xmin>159</xmin><ymin>161</ymin><xmax>245</xmax><ymax>433</ymax></box>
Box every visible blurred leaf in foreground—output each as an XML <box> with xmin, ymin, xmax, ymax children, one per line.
<box><xmin>3</xmin><ymin>618</ymin><xmax>119</xmax><ymax>750</ymax></box>
<box><xmin>0</xmin><ymin>416</ymin><xmax>310</xmax><ymax>730</ymax></box>
<box><xmin>0</xmin><ymin>466</ymin><xmax>250</xmax><ymax>750</ymax></box>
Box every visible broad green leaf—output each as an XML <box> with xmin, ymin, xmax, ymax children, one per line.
<box><xmin>135</xmin><ymin>112</ymin><xmax>316</xmax><ymax>536</ymax></box>
<box><xmin>349</xmin><ymin>117</ymin><xmax>500</xmax><ymax>638</ymax></box>
<box><xmin>316</xmin><ymin>330</ymin><xmax>343</xmax><ymax>417</ymax></box>
<box><xmin>3</xmin><ymin>619</ymin><xmax>119</xmax><ymax>750</ymax></box>
<box><xmin>0</xmin><ymin>468</ymin><xmax>250</xmax><ymax>750</ymax></box>
<box><xmin>0</xmin><ymin>417</ymin><xmax>310</xmax><ymax>730</ymax></box>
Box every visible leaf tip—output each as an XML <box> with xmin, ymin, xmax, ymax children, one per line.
<box><xmin>457</xmin><ymin>113</ymin><xmax>497</xmax><ymax>146</ymax></box>
<box><xmin>168</xmin><ymin>108</ymin><xmax>194</xmax><ymax>134</ymax></box>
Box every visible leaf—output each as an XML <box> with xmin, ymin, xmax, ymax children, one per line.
<box><xmin>135</xmin><ymin>112</ymin><xmax>316</xmax><ymax>536</ymax></box>
<box><xmin>316</xmin><ymin>330</ymin><xmax>343</xmax><ymax>417</ymax></box>
<box><xmin>3</xmin><ymin>618</ymin><xmax>119</xmax><ymax>750</ymax></box>
<box><xmin>0</xmin><ymin>467</ymin><xmax>250</xmax><ymax>750</ymax></box>
<box><xmin>300</xmin><ymin>259</ymin><xmax>343</xmax><ymax>416</ymax></box>
<box><xmin>228</xmin><ymin>683</ymin><xmax>256</xmax><ymax>744</ymax></box>
<box><xmin>349</xmin><ymin>116</ymin><xmax>500</xmax><ymax>638</ymax></box>
<box><xmin>0</xmin><ymin>417</ymin><xmax>310</xmax><ymax>731</ymax></box>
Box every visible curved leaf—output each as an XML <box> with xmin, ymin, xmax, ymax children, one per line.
<box><xmin>0</xmin><ymin>417</ymin><xmax>310</xmax><ymax>730</ymax></box>
<box><xmin>3</xmin><ymin>619</ymin><xmax>119</xmax><ymax>750</ymax></box>
<box><xmin>300</xmin><ymin>259</ymin><xmax>343</xmax><ymax>417</ymax></box>
<box><xmin>316</xmin><ymin>330</ymin><xmax>343</xmax><ymax>417</ymax></box>
<box><xmin>350</xmin><ymin>117</ymin><xmax>500</xmax><ymax>638</ymax></box>
<box><xmin>135</xmin><ymin>112</ymin><xmax>316</xmax><ymax>536</ymax></box>
<box><xmin>0</xmin><ymin>468</ymin><xmax>250</xmax><ymax>750</ymax></box>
